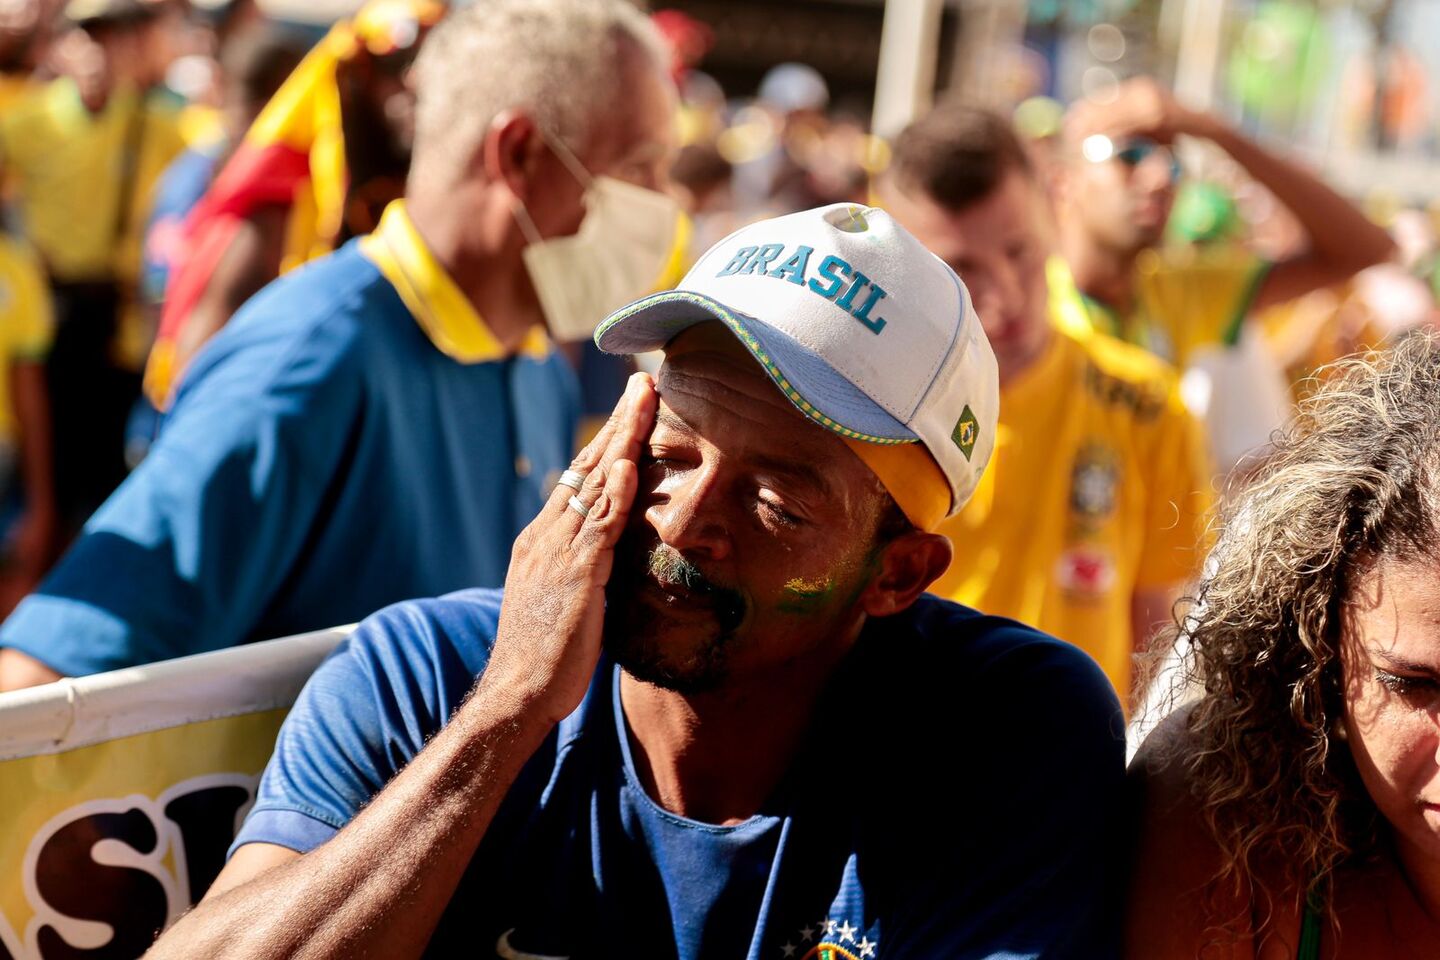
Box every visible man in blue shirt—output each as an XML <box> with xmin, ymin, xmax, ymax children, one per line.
<box><xmin>150</xmin><ymin>203</ymin><xmax>1126</xmax><ymax>959</ymax></box>
<box><xmin>0</xmin><ymin>0</ymin><xmax>679</xmax><ymax>688</ymax></box>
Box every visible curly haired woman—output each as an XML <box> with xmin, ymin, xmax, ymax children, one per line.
<box><xmin>1127</xmin><ymin>332</ymin><xmax>1440</xmax><ymax>959</ymax></box>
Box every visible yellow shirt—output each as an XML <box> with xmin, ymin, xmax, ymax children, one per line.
<box><xmin>0</xmin><ymin>72</ymin><xmax>35</xmax><ymax>115</ymax></box>
<box><xmin>1054</xmin><ymin>247</ymin><xmax>1270</xmax><ymax>368</ymax></box>
<box><xmin>0</xmin><ymin>79</ymin><xmax>184</xmax><ymax>284</ymax></box>
<box><xmin>929</xmin><ymin>321</ymin><xmax>1213</xmax><ymax>698</ymax></box>
<box><xmin>1256</xmin><ymin>283</ymin><xmax>1386</xmax><ymax>403</ymax></box>
<box><xmin>0</xmin><ymin>73</ymin><xmax>36</xmax><ymax>207</ymax></box>
<box><xmin>0</xmin><ymin>236</ymin><xmax>54</xmax><ymax>443</ymax></box>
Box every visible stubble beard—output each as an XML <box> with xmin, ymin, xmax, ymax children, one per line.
<box><xmin>602</xmin><ymin>539</ymin><xmax>746</xmax><ymax>695</ymax></box>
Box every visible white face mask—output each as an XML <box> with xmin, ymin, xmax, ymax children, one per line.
<box><xmin>511</xmin><ymin>134</ymin><xmax>680</xmax><ymax>343</ymax></box>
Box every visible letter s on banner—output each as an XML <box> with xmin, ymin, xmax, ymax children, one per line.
<box><xmin>0</xmin><ymin>623</ymin><xmax>351</xmax><ymax>960</ymax></box>
<box><xmin>31</xmin><ymin>805</ymin><xmax>171</xmax><ymax>960</ymax></box>
<box><xmin>19</xmin><ymin>775</ymin><xmax>259</xmax><ymax>960</ymax></box>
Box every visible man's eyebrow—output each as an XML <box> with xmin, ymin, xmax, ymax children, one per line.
<box><xmin>650</xmin><ymin>410</ymin><xmax>833</xmax><ymax>494</ymax></box>
<box><xmin>749</xmin><ymin>453</ymin><xmax>833</xmax><ymax>496</ymax></box>
<box><xmin>652</xmin><ymin>410</ymin><xmax>695</xmax><ymax>435</ymax></box>
<box><xmin>1370</xmin><ymin>648</ymin><xmax>1440</xmax><ymax>676</ymax></box>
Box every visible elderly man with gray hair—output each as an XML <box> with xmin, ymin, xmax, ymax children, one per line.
<box><xmin>0</xmin><ymin>0</ymin><xmax>680</xmax><ymax>690</ymax></box>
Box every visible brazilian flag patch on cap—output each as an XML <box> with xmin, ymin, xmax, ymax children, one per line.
<box><xmin>952</xmin><ymin>405</ymin><xmax>979</xmax><ymax>461</ymax></box>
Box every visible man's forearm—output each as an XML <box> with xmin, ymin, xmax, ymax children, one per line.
<box><xmin>0</xmin><ymin>647</ymin><xmax>63</xmax><ymax>690</ymax></box>
<box><xmin>147</xmin><ymin>678</ymin><xmax>555</xmax><ymax>960</ymax></box>
<box><xmin>1199</xmin><ymin>117</ymin><xmax>1395</xmax><ymax>273</ymax></box>
<box><xmin>150</xmin><ymin>372</ymin><xmax>657</xmax><ymax>958</ymax></box>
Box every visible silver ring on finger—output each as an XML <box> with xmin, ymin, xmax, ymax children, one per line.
<box><xmin>557</xmin><ymin>469</ymin><xmax>586</xmax><ymax>492</ymax></box>
<box><xmin>567</xmin><ymin>494</ymin><xmax>591</xmax><ymax>519</ymax></box>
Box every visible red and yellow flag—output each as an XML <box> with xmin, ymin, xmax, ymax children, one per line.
<box><xmin>145</xmin><ymin>0</ymin><xmax>444</xmax><ymax>407</ymax></box>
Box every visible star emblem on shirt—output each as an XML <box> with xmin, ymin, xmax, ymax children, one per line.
<box><xmin>786</xmin><ymin>917</ymin><xmax>875</xmax><ymax>957</ymax></box>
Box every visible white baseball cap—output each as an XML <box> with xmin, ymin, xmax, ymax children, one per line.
<box><xmin>594</xmin><ymin>203</ymin><xmax>998</xmax><ymax>521</ymax></box>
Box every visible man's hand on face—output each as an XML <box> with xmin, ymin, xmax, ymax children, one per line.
<box><xmin>1066</xmin><ymin>77</ymin><xmax>1211</xmax><ymax>146</ymax></box>
<box><xmin>482</xmin><ymin>373</ymin><xmax>658</xmax><ymax>727</ymax></box>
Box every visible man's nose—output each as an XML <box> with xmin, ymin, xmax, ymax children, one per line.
<box><xmin>1133</xmin><ymin>153</ymin><xmax>1177</xmax><ymax>193</ymax></box>
<box><xmin>974</xmin><ymin>290</ymin><xmax>1004</xmax><ymax>332</ymax></box>
<box><xmin>647</xmin><ymin>468</ymin><xmax>731</xmax><ymax>561</ymax></box>
<box><xmin>995</xmin><ymin>259</ymin><xmax>1025</xmax><ymax>306</ymax></box>
<box><xmin>974</xmin><ymin>270</ymin><xmax>1021</xmax><ymax>325</ymax></box>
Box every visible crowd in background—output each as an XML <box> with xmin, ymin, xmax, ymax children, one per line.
<box><xmin>4</xmin><ymin>1</ymin><xmax>1440</xmax><ymax>956</ymax></box>
<box><xmin>0</xmin><ymin>0</ymin><xmax>1432</xmax><ymax>693</ymax></box>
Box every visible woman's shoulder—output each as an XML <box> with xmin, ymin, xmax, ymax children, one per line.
<box><xmin>1126</xmin><ymin>707</ymin><xmax>1307</xmax><ymax>960</ymax></box>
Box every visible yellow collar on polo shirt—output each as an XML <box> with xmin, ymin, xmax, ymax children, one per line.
<box><xmin>361</xmin><ymin>200</ymin><xmax>551</xmax><ymax>363</ymax></box>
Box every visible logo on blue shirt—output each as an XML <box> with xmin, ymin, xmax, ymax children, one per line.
<box><xmin>776</xmin><ymin>917</ymin><xmax>878</xmax><ymax>959</ymax></box>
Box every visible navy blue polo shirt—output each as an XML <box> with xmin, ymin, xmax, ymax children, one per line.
<box><xmin>235</xmin><ymin>588</ymin><xmax>1126</xmax><ymax>959</ymax></box>
<box><xmin>1</xmin><ymin>207</ymin><xmax>577</xmax><ymax>675</ymax></box>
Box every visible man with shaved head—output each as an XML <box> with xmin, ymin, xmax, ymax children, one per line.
<box><xmin>149</xmin><ymin>205</ymin><xmax>1124</xmax><ymax>959</ymax></box>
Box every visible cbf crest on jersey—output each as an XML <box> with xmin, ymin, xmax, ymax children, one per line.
<box><xmin>1069</xmin><ymin>442</ymin><xmax>1120</xmax><ymax>523</ymax></box>
<box><xmin>776</xmin><ymin>917</ymin><xmax>878</xmax><ymax>959</ymax></box>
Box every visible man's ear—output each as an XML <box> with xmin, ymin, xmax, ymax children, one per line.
<box><xmin>481</xmin><ymin>109</ymin><xmax>543</xmax><ymax>202</ymax></box>
<box><xmin>859</xmin><ymin>531</ymin><xmax>953</xmax><ymax>619</ymax></box>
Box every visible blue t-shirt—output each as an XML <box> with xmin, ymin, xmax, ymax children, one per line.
<box><xmin>1</xmin><ymin>243</ymin><xmax>577</xmax><ymax>674</ymax></box>
<box><xmin>236</xmin><ymin>589</ymin><xmax>1126</xmax><ymax>959</ymax></box>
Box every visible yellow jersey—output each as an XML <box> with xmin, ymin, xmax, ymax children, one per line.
<box><xmin>0</xmin><ymin>72</ymin><xmax>35</xmax><ymax>116</ymax></box>
<box><xmin>929</xmin><ymin>319</ymin><xmax>1213</xmax><ymax>698</ymax></box>
<box><xmin>1053</xmin><ymin>246</ymin><xmax>1270</xmax><ymax>369</ymax></box>
<box><xmin>1256</xmin><ymin>282</ymin><xmax>1389</xmax><ymax>403</ymax></box>
<box><xmin>0</xmin><ymin>236</ymin><xmax>54</xmax><ymax>444</ymax></box>
<box><xmin>0</xmin><ymin>79</ymin><xmax>184</xmax><ymax>285</ymax></box>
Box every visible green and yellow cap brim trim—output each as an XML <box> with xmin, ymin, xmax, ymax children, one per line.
<box><xmin>595</xmin><ymin>290</ymin><xmax>915</xmax><ymax>446</ymax></box>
